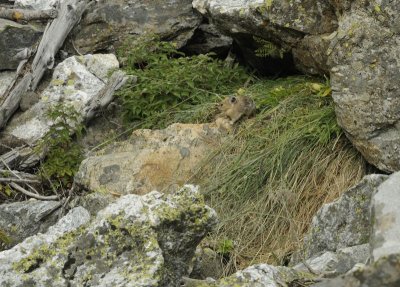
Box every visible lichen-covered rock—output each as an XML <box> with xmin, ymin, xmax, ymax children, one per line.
<box><xmin>14</xmin><ymin>0</ymin><xmax>59</xmax><ymax>10</ymax></box>
<box><xmin>294</xmin><ymin>174</ymin><xmax>387</xmax><ymax>261</ymax></box>
<box><xmin>75</xmin><ymin>123</ymin><xmax>224</xmax><ymax>195</ymax></box>
<box><xmin>193</xmin><ymin>0</ymin><xmax>337</xmax><ymax>75</ymax></box>
<box><xmin>0</xmin><ymin>200</ymin><xmax>62</xmax><ymax>250</ymax></box>
<box><xmin>0</xmin><ymin>19</ymin><xmax>42</xmax><ymax>70</ymax></box>
<box><xmin>0</xmin><ymin>206</ymin><xmax>90</xmax><ymax>286</ymax></box>
<box><xmin>72</xmin><ymin>0</ymin><xmax>202</xmax><ymax>54</ymax></box>
<box><xmin>294</xmin><ymin>244</ymin><xmax>370</xmax><ymax>277</ymax></box>
<box><xmin>370</xmin><ymin>171</ymin><xmax>400</xmax><ymax>261</ymax></box>
<box><xmin>1</xmin><ymin>54</ymin><xmax>119</xmax><ymax>145</ymax></box>
<box><xmin>329</xmin><ymin>2</ymin><xmax>400</xmax><ymax>172</ymax></box>
<box><xmin>182</xmin><ymin>23</ymin><xmax>233</xmax><ymax>56</ymax></box>
<box><xmin>0</xmin><ymin>185</ymin><xmax>217</xmax><ymax>287</ymax></box>
<box><xmin>189</xmin><ymin>247</ymin><xmax>225</xmax><ymax>280</ymax></box>
<box><xmin>0</xmin><ymin>71</ymin><xmax>15</xmax><ymax>94</ymax></box>
<box><xmin>183</xmin><ymin>264</ymin><xmax>314</xmax><ymax>287</ymax></box>
<box><xmin>68</xmin><ymin>192</ymin><xmax>114</xmax><ymax>216</ymax></box>
<box><xmin>292</xmin><ymin>34</ymin><xmax>333</xmax><ymax>75</ymax></box>
<box><xmin>311</xmin><ymin>254</ymin><xmax>400</xmax><ymax>287</ymax></box>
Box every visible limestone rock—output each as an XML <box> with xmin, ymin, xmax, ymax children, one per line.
<box><xmin>292</xmin><ymin>33</ymin><xmax>333</xmax><ymax>75</ymax></box>
<box><xmin>329</xmin><ymin>2</ymin><xmax>400</xmax><ymax>172</ymax></box>
<box><xmin>1</xmin><ymin>54</ymin><xmax>119</xmax><ymax>145</ymax></box>
<box><xmin>193</xmin><ymin>0</ymin><xmax>337</xmax><ymax>75</ymax></box>
<box><xmin>75</xmin><ymin>123</ymin><xmax>223</xmax><ymax>195</ymax></box>
<box><xmin>72</xmin><ymin>0</ymin><xmax>202</xmax><ymax>54</ymax></box>
<box><xmin>294</xmin><ymin>244</ymin><xmax>370</xmax><ymax>277</ymax></box>
<box><xmin>190</xmin><ymin>247</ymin><xmax>225</xmax><ymax>280</ymax></box>
<box><xmin>312</xmin><ymin>254</ymin><xmax>400</xmax><ymax>287</ymax></box>
<box><xmin>370</xmin><ymin>171</ymin><xmax>400</xmax><ymax>261</ymax></box>
<box><xmin>68</xmin><ymin>192</ymin><xmax>114</xmax><ymax>216</ymax></box>
<box><xmin>0</xmin><ymin>200</ymin><xmax>62</xmax><ymax>250</ymax></box>
<box><xmin>0</xmin><ymin>185</ymin><xmax>217</xmax><ymax>286</ymax></box>
<box><xmin>0</xmin><ymin>71</ymin><xmax>15</xmax><ymax>95</ymax></box>
<box><xmin>295</xmin><ymin>174</ymin><xmax>387</xmax><ymax>261</ymax></box>
<box><xmin>14</xmin><ymin>0</ymin><xmax>59</xmax><ymax>10</ymax></box>
<box><xmin>182</xmin><ymin>23</ymin><xmax>233</xmax><ymax>56</ymax></box>
<box><xmin>184</xmin><ymin>264</ymin><xmax>314</xmax><ymax>287</ymax></box>
<box><xmin>0</xmin><ymin>19</ymin><xmax>42</xmax><ymax>70</ymax></box>
<box><xmin>0</xmin><ymin>206</ymin><xmax>90</xmax><ymax>286</ymax></box>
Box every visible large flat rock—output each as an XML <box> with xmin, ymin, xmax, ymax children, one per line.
<box><xmin>0</xmin><ymin>19</ymin><xmax>42</xmax><ymax>71</ymax></box>
<box><xmin>72</xmin><ymin>0</ymin><xmax>202</xmax><ymax>54</ymax></box>
<box><xmin>76</xmin><ymin>123</ymin><xmax>224</xmax><ymax>195</ymax></box>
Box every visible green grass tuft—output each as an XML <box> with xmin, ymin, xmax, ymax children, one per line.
<box><xmin>192</xmin><ymin>76</ymin><xmax>366</xmax><ymax>272</ymax></box>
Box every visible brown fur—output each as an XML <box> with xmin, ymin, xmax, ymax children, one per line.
<box><xmin>215</xmin><ymin>96</ymin><xmax>256</xmax><ymax>131</ymax></box>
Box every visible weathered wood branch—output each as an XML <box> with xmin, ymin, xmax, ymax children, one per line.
<box><xmin>0</xmin><ymin>145</ymin><xmax>39</xmax><ymax>170</ymax></box>
<box><xmin>0</xmin><ymin>8</ymin><xmax>57</xmax><ymax>21</ymax></box>
<box><xmin>0</xmin><ymin>71</ymin><xmax>130</xmax><ymax>170</ymax></box>
<box><xmin>9</xmin><ymin>182</ymin><xmax>58</xmax><ymax>200</ymax></box>
<box><xmin>0</xmin><ymin>0</ymin><xmax>90</xmax><ymax>130</ymax></box>
<box><xmin>0</xmin><ymin>177</ymin><xmax>40</xmax><ymax>183</ymax></box>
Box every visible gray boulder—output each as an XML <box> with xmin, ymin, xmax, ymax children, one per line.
<box><xmin>189</xmin><ymin>247</ymin><xmax>225</xmax><ymax>280</ymax></box>
<box><xmin>0</xmin><ymin>71</ymin><xmax>15</xmax><ymax>95</ymax></box>
<box><xmin>329</xmin><ymin>2</ymin><xmax>400</xmax><ymax>172</ymax></box>
<box><xmin>72</xmin><ymin>0</ymin><xmax>202</xmax><ymax>54</ymax></box>
<box><xmin>0</xmin><ymin>19</ymin><xmax>42</xmax><ymax>70</ymax></box>
<box><xmin>1</xmin><ymin>54</ymin><xmax>119</xmax><ymax>146</ymax></box>
<box><xmin>68</xmin><ymin>192</ymin><xmax>114</xmax><ymax>216</ymax></box>
<box><xmin>183</xmin><ymin>264</ymin><xmax>314</xmax><ymax>287</ymax></box>
<box><xmin>193</xmin><ymin>0</ymin><xmax>337</xmax><ymax>75</ymax></box>
<box><xmin>14</xmin><ymin>0</ymin><xmax>59</xmax><ymax>10</ymax></box>
<box><xmin>182</xmin><ymin>23</ymin><xmax>233</xmax><ymax>56</ymax></box>
<box><xmin>75</xmin><ymin>123</ymin><xmax>223</xmax><ymax>195</ymax></box>
<box><xmin>0</xmin><ymin>185</ymin><xmax>217</xmax><ymax>287</ymax></box>
<box><xmin>0</xmin><ymin>206</ymin><xmax>91</xmax><ymax>286</ymax></box>
<box><xmin>311</xmin><ymin>254</ymin><xmax>400</xmax><ymax>287</ymax></box>
<box><xmin>0</xmin><ymin>200</ymin><xmax>62</xmax><ymax>250</ymax></box>
<box><xmin>370</xmin><ymin>171</ymin><xmax>400</xmax><ymax>261</ymax></box>
<box><xmin>294</xmin><ymin>244</ymin><xmax>370</xmax><ymax>277</ymax></box>
<box><xmin>294</xmin><ymin>174</ymin><xmax>387</xmax><ymax>262</ymax></box>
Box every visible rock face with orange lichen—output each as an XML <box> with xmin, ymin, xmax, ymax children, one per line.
<box><xmin>75</xmin><ymin>123</ymin><xmax>224</xmax><ymax>195</ymax></box>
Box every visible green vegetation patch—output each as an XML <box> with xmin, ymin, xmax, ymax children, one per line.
<box><xmin>117</xmin><ymin>34</ymin><xmax>249</xmax><ymax>128</ymax></box>
<box><xmin>193</xmin><ymin>76</ymin><xmax>365</xmax><ymax>271</ymax></box>
<box><xmin>37</xmin><ymin>104</ymin><xmax>84</xmax><ymax>188</ymax></box>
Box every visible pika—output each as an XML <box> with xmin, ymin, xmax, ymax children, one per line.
<box><xmin>217</xmin><ymin>96</ymin><xmax>256</xmax><ymax>124</ymax></box>
<box><xmin>215</xmin><ymin>96</ymin><xmax>256</xmax><ymax>131</ymax></box>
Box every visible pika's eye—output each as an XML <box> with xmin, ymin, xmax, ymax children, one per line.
<box><xmin>230</xmin><ymin>96</ymin><xmax>237</xmax><ymax>104</ymax></box>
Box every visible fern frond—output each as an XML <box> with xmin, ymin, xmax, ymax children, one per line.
<box><xmin>254</xmin><ymin>37</ymin><xmax>284</xmax><ymax>59</ymax></box>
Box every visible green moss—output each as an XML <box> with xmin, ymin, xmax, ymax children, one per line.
<box><xmin>13</xmin><ymin>246</ymin><xmax>55</xmax><ymax>273</ymax></box>
<box><xmin>0</xmin><ymin>229</ymin><xmax>12</xmax><ymax>246</ymax></box>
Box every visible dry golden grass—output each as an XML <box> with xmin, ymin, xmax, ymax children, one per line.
<box><xmin>192</xmin><ymin>77</ymin><xmax>366</xmax><ymax>273</ymax></box>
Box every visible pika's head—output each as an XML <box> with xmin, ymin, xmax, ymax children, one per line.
<box><xmin>218</xmin><ymin>96</ymin><xmax>238</xmax><ymax>112</ymax></box>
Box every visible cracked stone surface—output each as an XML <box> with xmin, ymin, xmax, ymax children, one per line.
<box><xmin>0</xmin><ymin>185</ymin><xmax>217</xmax><ymax>287</ymax></box>
<box><xmin>1</xmin><ymin>54</ymin><xmax>119</xmax><ymax>145</ymax></box>
<box><xmin>72</xmin><ymin>0</ymin><xmax>201</xmax><ymax>54</ymax></box>
<box><xmin>75</xmin><ymin>123</ymin><xmax>224</xmax><ymax>195</ymax></box>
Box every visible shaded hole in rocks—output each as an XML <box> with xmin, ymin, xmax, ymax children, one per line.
<box><xmin>116</xmin><ymin>244</ymin><xmax>133</xmax><ymax>257</ymax></box>
<box><xmin>63</xmin><ymin>254</ymin><xmax>77</xmax><ymax>279</ymax></box>
<box><xmin>25</xmin><ymin>258</ymin><xmax>44</xmax><ymax>273</ymax></box>
<box><xmin>232</xmin><ymin>33</ymin><xmax>300</xmax><ymax>77</ymax></box>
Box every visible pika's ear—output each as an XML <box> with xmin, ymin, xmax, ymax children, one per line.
<box><xmin>229</xmin><ymin>96</ymin><xmax>237</xmax><ymax>104</ymax></box>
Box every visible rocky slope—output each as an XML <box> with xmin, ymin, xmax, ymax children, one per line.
<box><xmin>1</xmin><ymin>0</ymin><xmax>400</xmax><ymax>286</ymax></box>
